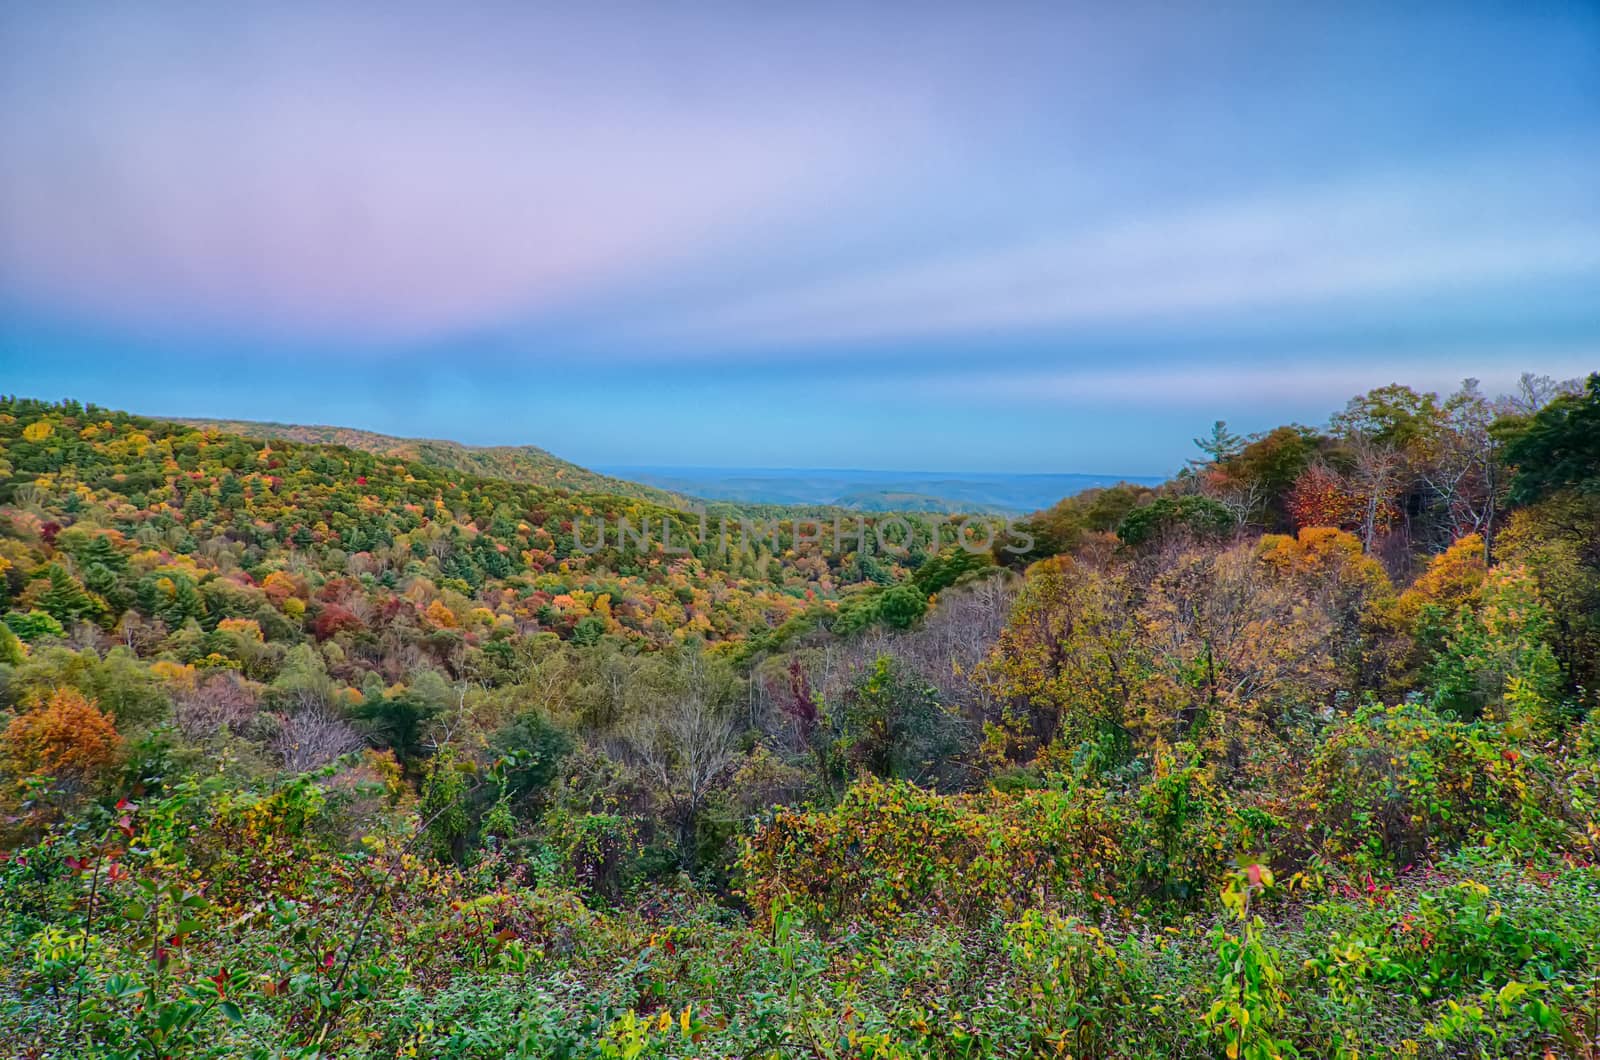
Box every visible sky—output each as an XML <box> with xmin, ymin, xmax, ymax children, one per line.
<box><xmin>2</xmin><ymin>2</ymin><xmax>1597</xmax><ymax>477</ymax></box>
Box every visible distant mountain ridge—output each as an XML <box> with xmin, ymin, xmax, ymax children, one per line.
<box><xmin>175</xmin><ymin>418</ymin><xmax>693</xmax><ymax>508</ymax></box>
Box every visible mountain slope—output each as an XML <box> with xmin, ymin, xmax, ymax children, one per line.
<box><xmin>177</xmin><ymin>418</ymin><xmax>693</xmax><ymax>508</ymax></box>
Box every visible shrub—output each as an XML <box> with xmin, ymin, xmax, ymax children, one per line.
<box><xmin>1298</xmin><ymin>703</ymin><xmax>1571</xmax><ymax>870</ymax></box>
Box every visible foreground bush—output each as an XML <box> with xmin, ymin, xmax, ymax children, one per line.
<box><xmin>6</xmin><ymin>778</ymin><xmax>1596</xmax><ymax>1060</ymax></box>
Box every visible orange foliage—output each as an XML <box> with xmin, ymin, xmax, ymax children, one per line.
<box><xmin>1397</xmin><ymin>534</ymin><xmax>1487</xmax><ymax>622</ymax></box>
<box><xmin>261</xmin><ymin>570</ymin><xmax>305</xmax><ymax>605</ymax></box>
<box><xmin>2</xmin><ymin>687</ymin><xmax>123</xmax><ymax>785</ymax></box>
<box><xmin>1286</xmin><ymin>464</ymin><xmax>1368</xmax><ymax>532</ymax></box>
<box><xmin>1257</xmin><ymin>527</ymin><xmax>1389</xmax><ymax>593</ymax></box>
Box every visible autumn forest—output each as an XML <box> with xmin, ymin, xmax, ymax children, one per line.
<box><xmin>2</xmin><ymin>372</ymin><xmax>1599</xmax><ymax>1058</ymax></box>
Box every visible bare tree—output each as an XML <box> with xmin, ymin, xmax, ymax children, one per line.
<box><xmin>1204</xmin><ymin>475</ymin><xmax>1268</xmax><ymax>530</ymax></box>
<box><xmin>116</xmin><ymin>611</ymin><xmax>168</xmax><ymax>655</ymax></box>
<box><xmin>175</xmin><ymin>671</ymin><xmax>261</xmax><ymax>741</ymax></box>
<box><xmin>1419</xmin><ymin>380</ymin><xmax>1502</xmax><ymax>558</ymax></box>
<box><xmin>271</xmin><ymin>709</ymin><xmax>363</xmax><ymax>773</ymax></box>
<box><xmin>1497</xmin><ymin>372</ymin><xmax>1582</xmax><ymax>417</ymax></box>
<box><xmin>1345</xmin><ymin>435</ymin><xmax>1403</xmax><ymax>553</ymax></box>
<box><xmin>621</xmin><ymin>694</ymin><xmax>737</xmax><ymax>871</ymax></box>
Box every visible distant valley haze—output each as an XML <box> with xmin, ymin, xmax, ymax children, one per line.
<box><xmin>595</xmin><ymin>466</ymin><xmax>1165</xmax><ymax>513</ymax></box>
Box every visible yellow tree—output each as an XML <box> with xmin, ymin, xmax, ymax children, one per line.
<box><xmin>977</xmin><ymin>556</ymin><xmax>1142</xmax><ymax>767</ymax></box>
<box><xmin>1137</xmin><ymin>542</ymin><xmax>1337</xmax><ymax>778</ymax></box>
<box><xmin>1256</xmin><ymin>527</ymin><xmax>1399</xmax><ymax>691</ymax></box>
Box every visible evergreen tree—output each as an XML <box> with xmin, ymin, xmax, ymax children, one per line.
<box><xmin>39</xmin><ymin>564</ymin><xmax>100</xmax><ymax>626</ymax></box>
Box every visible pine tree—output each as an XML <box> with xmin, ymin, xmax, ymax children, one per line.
<box><xmin>1190</xmin><ymin>420</ymin><xmax>1244</xmax><ymax>467</ymax></box>
<box><xmin>39</xmin><ymin>564</ymin><xmax>100</xmax><ymax>626</ymax></box>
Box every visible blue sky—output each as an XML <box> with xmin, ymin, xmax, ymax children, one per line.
<box><xmin>2</xmin><ymin>2</ymin><xmax>1597</xmax><ymax>476</ymax></box>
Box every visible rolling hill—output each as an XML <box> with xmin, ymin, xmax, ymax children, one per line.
<box><xmin>176</xmin><ymin>417</ymin><xmax>694</xmax><ymax>509</ymax></box>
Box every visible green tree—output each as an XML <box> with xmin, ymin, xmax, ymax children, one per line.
<box><xmin>4</xmin><ymin>610</ymin><xmax>65</xmax><ymax>643</ymax></box>
<box><xmin>419</xmin><ymin>746</ymin><xmax>471</xmax><ymax>864</ymax></box>
<box><xmin>39</xmin><ymin>564</ymin><xmax>102</xmax><ymax>627</ymax></box>
<box><xmin>1191</xmin><ymin>420</ymin><xmax>1244</xmax><ymax>466</ymax></box>
<box><xmin>0</xmin><ymin>620</ymin><xmax>23</xmax><ymax>666</ymax></box>
<box><xmin>488</xmin><ymin>710</ymin><xmax>574</xmax><ymax>806</ymax></box>
<box><xmin>1500</xmin><ymin>372</ymin><xmax>1600</xmax><ymax>504</ymax></box>
<box><xmin>877</xmin><ymin>583</ymin><xmax>929</xmax><ymax>629</ymax></box>
<box><xmin>352</xmin><ymin>689</ymin><xmax>441</xmax><ymax>771</ymax></box>
<box><xmin>1428</xmin><ymin>564</ymin><xmax>1566</xmax><ymax>736</ymax></box>
<box><xmin>1116</xmin><ymin>495</ymin><xmax>1233</xmax><ymax>547</ymax></box>
<box><xmin>839</xmin><ymin>655</ymin><xmax>971</xmax><ymax>788</ymax></box>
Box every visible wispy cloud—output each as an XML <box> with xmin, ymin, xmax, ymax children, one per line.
<box><xmin>0</xmin><ymin>8</ymin><xmax>933</xmax><ymax>341</ymax></box>
<box><xmin>2</xmin><ymin>4</ymin><xmax>1596</xmax><ymax>471</ymax></box>
<box><xmin>623</xmin><ymin>153</ymin><xmax>1600</xmax><ymax>352</ymax></box>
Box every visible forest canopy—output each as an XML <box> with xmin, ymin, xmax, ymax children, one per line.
<box><xmin>1</xmin><ymin>373</ymin><xmax>1598</xmax><ymax>1059</ymax></box>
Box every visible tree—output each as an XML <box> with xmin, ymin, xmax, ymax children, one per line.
<box><xmin>0</xmin><ymin>621</ymin><xmax>24</xmax><ymax>666</ymax></box>
<box><xmin>311</xmin><ymin>602</ymin><xmax>364</xmax><ymax>640</ymax></box>
<box><xmin>1217</xmin><ymin>426</ymin><xmax>1325</xmax><ymax>532</ymax></box>
<box><xmin>1191</xmin><ymin>420</ymin><xmax>1244</xmax><ymax>466</ymax></box>
<box><xmin>1286</xmin><ymin>463</ymin><xmax>1366</xmax><ymax>533</ymax></box>
<box><xmin>1116</xmin><ymin>495</ymin><xmax>1233</xmax><ymax>548</ymax></box>
<box><xmin>571</xmin><ymin>614</ymin><xmax>607</xmax><ymax>646</ymax></box>
<box><xmin>1</xmin><ymin>687</ymin><xmax>122</xmax><ymax>791</ymax></box>
<box><xmin>977</xmin><ymin>556</ymin><xmax>1140</xmax><ymax>765</ymax></box>
<box><xmin>3</xmin><ymin>610</ymin><xmax>66</xmax><ymax>643</ymax></box>
<box><xmin>419</xmin><ymin>745</ymin><xmax>472</xmax><ymax>864</ymax></box>
<box><xmin>837</xmin><ymin>654</ymin><xmax>971</xmax><ymax>789</ymax></box>
<box><xmin>877</xmin><ymin>583</ymin><xmax>929</xmax><ymax>629</ymax></box>
<box><xmin>1497</xmin><ymin>371</ymin><xmax>1583</xmax><ymax>417</ymax></box>
<box><xmin>173</xmin><ymin>671</ymin><xmax>260</xmax><ymax>741</ymax></box>
<box><xmin>912</xmin><ymin>547</ymin><xmax>994</xmax><ymax>595</ymax></box>
<box><xmin>1331</xmin><ymin>385</ymin><xmax>1447</xmax><ymax>553</ymax></box>
<box><xmin>267</xmin><ymin>643</ymin><xmax>338</xmax><ymax>714</ymax></box>
<box><xmin>1344</xmin><ymin>435</ymin><xmax>1404</xmax><ymax>553</ymax></box>
<box><xmin>622</xmin><ymin>693</ymin><xmax>737</xmax><ymax>873</ymax></box>
<box><xmin>1495</xmin><ymin>492</ymin><xmax>1600</xmax><ymax>696</ymax></box>
<box><xmin>1256</xmin><ymin>527</ymin><xmax>1397</xmax><ymax>690</ymax></box>
<box><xmin>269</xmin><ymin>708</ymin><xmax>362</xmax><ymax>773</ymax></box>
<box><xmin>1138</xmin><ymin>542</ymin><xmax>1338</xmax><ymax>774</ymax></box>
<box><xmin>351</xmin><ymin>688</ymin><xmax>441</xmax><ymax>771</ymax></box>
<box><xmin>1331</xmin><ymin>384</ymin><xmax>1441</xmax><ymax>451</ymax></box>
<box><xmin>488</xmin><ymin>710</ymin><xmax>574</xmax><ymax>806</ymax></box>
<box><xmin>1418</xmin><ymin>380</ymin><xmax>1503</xmax><ymax>558</ymax></box>
<box><xmin>38</xmin><ymin>564</ymin><xmax>102</xmax><ymax>627</ymax></box>
<box><xmin>1500</xmin><ymin>372</ymin><xmax>1600</xmax><ymax>505</ymax></box>
<box><xmin>1427</xmin><ymin>564</ymin><xmax>1565</xmax><ymax>737</ymax></box>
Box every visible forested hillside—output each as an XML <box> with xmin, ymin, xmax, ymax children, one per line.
<box><xmin>2</xmin><ymin>374</ymin><xmax>1599</xmax><ymax>1059</ymax></box>
<box><xmin>175</xmin><ymin>417</ymin><xmax>693</xmax><ymax>509</ymax></box>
